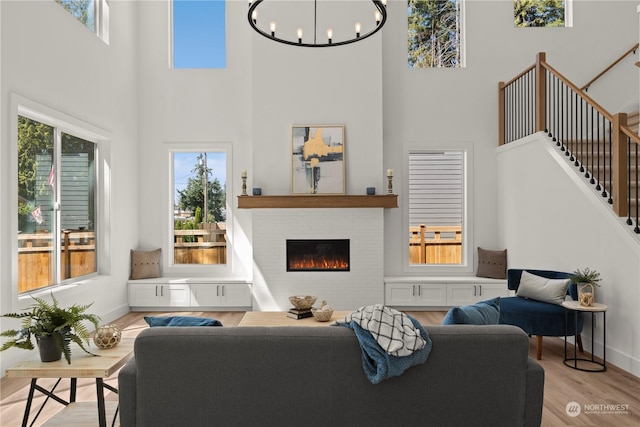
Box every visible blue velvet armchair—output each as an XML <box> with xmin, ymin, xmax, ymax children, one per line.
<box><xmin>499</xmin><ymin>269</ymin><xmax>583</xmax><ymax>360</ymax></box>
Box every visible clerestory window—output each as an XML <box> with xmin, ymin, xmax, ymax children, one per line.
<box><xmin>55</xmin><ymin>0</ymin><xmax>109</xmax><ymax>42</ymax></box>
<box><xmin>171</xmin><ymin>0</ymin><xmax>226</xmax><ymax>69</ymax></box>
<box><xmin>514</xmin><ymin>0</ymin><xmax>572</xmax><ymax>28</ymax></box>
<box><xmin>408</xmin><ymin>0</ymin><xmax>465</xmax><ymax>68</ymax></box>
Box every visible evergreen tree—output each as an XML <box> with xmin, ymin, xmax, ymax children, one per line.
<box><xmin>514</xmin><ymin>0</ymin><xmax>565</xmax><ymax>27</ymax></box>
<box><xmin>409</xmin><ymin>0</ymin><xmax>462</xmax><ymax>68</ymax></box>
<box><xmin>176</xmin><ymin>154</ymin><xmax>226</xmax><ymax>223</ymax></box>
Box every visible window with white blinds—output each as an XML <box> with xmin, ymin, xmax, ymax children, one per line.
<box><xmin>409</xmin><ymin>150</ymin><xmax>464</xmax><ymax>265</ymax></box>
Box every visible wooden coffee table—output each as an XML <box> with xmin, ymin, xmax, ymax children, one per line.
<box><xmin>238</xmin><ymin>311</ymin><xmax>352</xmax><ymax>326</ymax></box>
<box><xmin>5</xmin><ymin>339</ymin><xmax>133</xmax><ymax>427</ymax></box>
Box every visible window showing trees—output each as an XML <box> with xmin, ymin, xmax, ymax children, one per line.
<box><xmin>17</xmin><ymin>115</ymin><xmax>98</xmax><ymax>294</ymax></box>
<box><xmin>514</xmin><ymin>0</ymin><xmax>567</xmax><ymax>27</ymax></box>
<box><xmin>172</xmin><ymin>151</ymin><xmax>227</xmax><ymax>265</ymax></box>
<box><xmin>55</xmin><ymin>0</ymin><xmax>109</xmax><ymax>40</ymax></box>
<box><xmin>408</xmin><ymin>150</ymin><xmax>464</xmax><ymax>265</ymax></box>
<box><xmin>172</xmin><ymin>0</ymin><xmax>226</xmax><ymax>69</ymax></box>
<box><xmin>408</xmin><ymin>0</ymin><xmax>464</xmax><ymax>68</ymax></box>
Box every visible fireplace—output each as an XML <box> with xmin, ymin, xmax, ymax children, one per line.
<box><xmin>286</xmin><ymin>239</ymin><xmax>350</xmax><ymax>272</ymax></box>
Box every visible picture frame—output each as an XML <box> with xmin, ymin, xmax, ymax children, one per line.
<box><xmin>291</xmin><ymin>125</ymin><xmax>345</xmax><ymax>195</ymax></box>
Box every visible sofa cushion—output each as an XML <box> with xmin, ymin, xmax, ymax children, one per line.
<box><xmin>476</xmin><ymin>247</ymin><xmax>507</xmax><ymax>279</ymax></box>
<box><xmin>130</xmin><ymin>248</ymin><xmax>161</xmax><ymax>279</ymax></box>
<box><xmin>442</xmin><ymin>297</ymin><xmax>501</xmax><ymax>325</ymax></box>
<box><xmin>144</xmin><ymin>316</ymin><xmax>222</xmax><ymax>327</ymax></box>
<box><xmin>516</xmin><ymin>271</ymin><xmax>569</xmax><ymax>305</ymax></box>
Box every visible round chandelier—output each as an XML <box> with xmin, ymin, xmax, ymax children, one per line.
<box><xmin>248</xmin><ymin>0</ymin><xmax>388</xmax><ymax>48</ymax></box>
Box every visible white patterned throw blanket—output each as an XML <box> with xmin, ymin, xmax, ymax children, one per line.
<box><xmin>337</xmin><ymin>304</ymin><xmax>427</xmax><ymax>357</ymax></box>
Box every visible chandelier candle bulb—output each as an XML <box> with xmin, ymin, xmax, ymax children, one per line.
<box><xmin>327</xmin><ymin>28</ymin><xmax>333</xmax><ymax>44</ymax></box>
<box><xmin>297</xmin><ymin>28</ymin><xmax>303</xmax><ymax>43</ymax></box>
<box><xmin>251</xmin><ymin>10</ymin><xmax>257</xmax><ymax>24</ymax></box>
<box><xmin>355</xmin><ymin>22</ymin><xmax>361</xmax><ymax>37</ymax></box>
<box><xmin>375</xmin><ymin>10</ymin><xmax>382</xmax><ymax>25</ymax></box>
<box><xmin>270</xmin><ymin>21</ymin><xmax>276</xmax><ymax>36</ymax></box>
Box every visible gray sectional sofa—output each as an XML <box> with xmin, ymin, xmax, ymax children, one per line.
<box><xmin>118</xmin><ymin>324</ymin><xmax>544</xmax><ymax>427</ymax></box>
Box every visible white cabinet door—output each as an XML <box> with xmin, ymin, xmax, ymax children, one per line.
<box><xmin>447</xmin><ymin>283</ymin><xmax>508</xmax><ymax>306</ymax></box>
<box><xmin>218</xmin><ymin>283</ymin><xmax>252</xmax><ymax>307</ymax></box>
<box><xmin>129</xmin><ymin>283</ymin><xmax>161</xmax><ymax>307</ymax></box>
<box><xmin>385</xmin><ymin>283</ymin><xmax>447</xmax><ymax>306</ymax></box>
<box><xmin>474</xmin><ymin>283</ymin><xmax>507</xmax><ymax>301</ymax></box>
<box><xmin>164</xmin><ymin>284</ymin><xmax>191</xmax><ymax>306</ymax></box>
<box><xmin>385</xmin><ymin>283</ymin><xmax>417</xmax><ymax>306</ymax></box>
<box><xmin>129</xmin><ymin>283</ymin><xmax>190</xmax><ymax>307</ymax></box>
<box><xmin>191</xmin><ymin>283</ymin><xmax>252</xmax><ymax>307</ymax></box>
<box><xmin>415</xmin><ymin>284</ymin><xmax>447</xmax><ymax>306</ymax></box>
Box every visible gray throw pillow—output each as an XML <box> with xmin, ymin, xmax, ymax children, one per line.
<box><xmin>516</xmin><ymin>270</ymin><xmax>569</xmax><ymax>305</ymax></box>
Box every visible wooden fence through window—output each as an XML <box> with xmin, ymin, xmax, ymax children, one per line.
<box><xmin>409</xmin><ymin>224</ymin><xmax>462</xmax><ymax>264</ymax></box>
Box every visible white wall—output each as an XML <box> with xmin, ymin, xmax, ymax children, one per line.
<box><xmin>0</xmin><ymin>1</ymin><xmax>138</xmax><ymax>374</ymax></box>
<box><xmin>497</xmin><ymin>133</ymin><xmax>640</xmax><ymax>376</ymax></box>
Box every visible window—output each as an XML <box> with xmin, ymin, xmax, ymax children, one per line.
<box><xmin>55</xmin><ymin>0</ymin><xmax>109</xmax><ymax>42</ymax></box>
<box><xmin>172</xmin><ymin>0</ymin><xmax>226</xmax><ymax>69</ymax></box>
<box><xmin>514</xmin><ymin>0</ymin><xmax>570</xmax><ymax>27</ymax></box>
<box><xmin>172</xmin><ymin>150</ymin><xmax>228</xmax><ymax>265</ymax></box>
<box><xmin>408</xmin><ymin>150</ymin><xmax>466</xmax><ymax>266</ymax></box>
<box><xmin>17</xmin><ymin>115</ymin><xmax>98</xmax><ymax>294</ymax></box>
<box><xmin>408</xmin><ymin>0</ymin><xmax>464</xmax><ymax>68</ymax></box>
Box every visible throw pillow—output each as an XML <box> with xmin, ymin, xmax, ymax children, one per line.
<box><xmin>144</xmin><ymin>316</ymin><xmax>223</xmax><ymax>327</ymax></box>
<box><xmin>130</xmin><ymin>248</ymin><xmax>161</xmax><ymax>280</ymax></box>
<box><xmin>476</xmin><ymin>247</ymin><xmax>507</xmax><ymax>279</ymax></box>
<box><xmin>516</xmin><ymin>270</ymin><xmax>569</xmax><ymax>305</ymax></box>
<box><xmin>441</xmin><ymin>297</ymin><xmax>501</xmax><ymax>325</ymax></box>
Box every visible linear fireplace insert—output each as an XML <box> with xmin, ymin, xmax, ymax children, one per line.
<box><xmin>286</xmin><ymin>239</ymin><xmax>350</xmax><ymax>272</ymax></box>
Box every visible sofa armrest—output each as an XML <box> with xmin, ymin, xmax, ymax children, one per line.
<box><xmin>118</xmin><ymin>359</ymin><xmax>137</xmax><ymax>427</ymax></box>
<box><xmin>524</xmin><ymin>357</ymin><xmax>545</xmax><ymax>427</ymax></box>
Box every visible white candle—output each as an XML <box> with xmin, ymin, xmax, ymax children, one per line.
<box><xmin>387</xmin><ymin>169</ymin><xmax>393</xmax><ymax>177</ymax></box>
<box><xmin>241</xmin><ymin>170</ymin><xmax>247</xmax><ymax>178</ymax></box>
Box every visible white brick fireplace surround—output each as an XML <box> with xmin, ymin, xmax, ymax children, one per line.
<box><xmin>252</xmin><ymin>208</ymin><xmax>384</xmax><ymax>311</ymax></box>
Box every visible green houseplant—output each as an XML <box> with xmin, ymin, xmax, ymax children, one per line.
<box><xmin>0</xmin><ymin>293</ymin><xmax>101</xmax><ymax>363</ymax></box>
<box><xmin>569</xmin><ymin>268</ymin><xmax>601</xmax><ymax>307</ymax></box>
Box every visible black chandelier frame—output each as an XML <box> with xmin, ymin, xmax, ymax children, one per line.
<box><xmin>248</xmin><ymin>0</ymin><xmax>387</xmax><ymax>48</ymax></box>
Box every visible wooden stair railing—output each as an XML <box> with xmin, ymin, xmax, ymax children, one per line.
<box><xmin>581</xmin><ymin>43</ymin><xmax>639</xmax><ymax>92</ymax></box>
<box><xmin>498</xmin><ymin>52</ymin><xmax>640</xmax><ymax>234</ymax></box>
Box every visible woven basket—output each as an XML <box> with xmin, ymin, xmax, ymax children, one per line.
<box><xmin>311</xmin><ymin>308</ymin><xmax>334</xmax><ymax>322</ymax></box>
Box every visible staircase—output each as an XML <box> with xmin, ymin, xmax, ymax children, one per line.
<box><xmin>560</xmin><ymin>112</ymin><xmax>639</xmax><ymax>214</ymax></box>
<box><xmin>498</xmin><ymin>52</ymin><xmax>640</xmax><ymax>234</ymax></box>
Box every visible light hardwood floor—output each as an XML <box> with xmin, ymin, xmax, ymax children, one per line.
<box><xmin>1</xmin><ymin>310</ymin><xmax>638</xmax><ymax>427</ymax></box>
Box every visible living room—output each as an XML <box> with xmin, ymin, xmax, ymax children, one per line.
<box><xmin>1</xmin><ymin>0</ymin><xmax>640</xmax><ymax>424</ymax></box>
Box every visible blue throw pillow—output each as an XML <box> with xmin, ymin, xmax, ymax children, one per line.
<box><xmin>144</xmin><ymin>316</ymin><xmax>223</xmax><ymax>327</ymax></box>
<box><xmin>441</xmin><ymin>297</ymin><xmax>501</xmax><ymax>325</ymax></box>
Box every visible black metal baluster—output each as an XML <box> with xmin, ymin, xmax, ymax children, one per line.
<box><xmin>606</xmin><ymin>120</ymin><xmax>612</xmax><ymax>202</ymax></box>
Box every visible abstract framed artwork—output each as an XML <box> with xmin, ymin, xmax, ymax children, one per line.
<box><xmin>291</xmin><ymin>125</ymin><xmax>345</xmax><ymax>195</ymax></box>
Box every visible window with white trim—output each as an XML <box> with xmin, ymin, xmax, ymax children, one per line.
<box><xmin>17</xmin><ymin>114</ymin><xmax>99</xmax><ymax>293</ymax></box>
<box><xmin>171</xmin><ymin>150</ymin><xmax>228</xmax><ymax>266</ymax></box>
<box><xmin>514</xmin><ymin>0</ymin><xmax>572</xmax><ymax>28</ymax></box>
<box><xmin>171</xmin><ymin>0</ymin><xmax>226</xmax><ymax>69</ymax></box>
<box><xmin>408</xmin><ymin>150</ymin><xmax>466</xmax><ymax>265</ymax></box>
<box><xmin>55</xmin><ymin>0</ymin><xmax>110</xmax><ymax>42</ymax></box>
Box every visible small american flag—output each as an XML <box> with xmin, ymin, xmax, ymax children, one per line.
<box><xmin>48</xmin><ymin>165</ymin><xmax>55</xmax><ymax>186</ymax></box>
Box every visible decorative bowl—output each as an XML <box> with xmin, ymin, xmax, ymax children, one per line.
<box><xmin>288</xmin><ymin>295</ymin><xmax>317</xmax><ymax>310</ymax></box>
<box><xmin>311</xmin><ymin>307</ymin><xmax>334</xmax><ymax>322</ymax></box>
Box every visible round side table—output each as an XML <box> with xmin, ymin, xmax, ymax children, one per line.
<box><xmin>562</xmin><ymin>300</ymin><xmax>607</xmax><ymax>372</ymax></box>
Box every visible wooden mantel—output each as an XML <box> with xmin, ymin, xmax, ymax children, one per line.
<box><xmin>237</xmin><ymin>194</ymin><xmax>398</xmax><ymax>209</ymax></box>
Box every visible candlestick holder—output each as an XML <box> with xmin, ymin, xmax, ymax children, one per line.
<box><xmin>387</xmin><ymin>175</ymin><xmax>393</xmax><ymax>194</ymax></box>
<box><xmin>242</xmin><ymin>176</ymin><xmax>247</xmax><ymax>196</ymax></box>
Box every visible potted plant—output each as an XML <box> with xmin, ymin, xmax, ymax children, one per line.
<box><xmin>569</xmin><ymin>268</ymin><xmax>602</xmax><ymax>307</ymax></box>
<box><xmin>0</xmin><ymin>293</ymin><xmax>101</xmax><ymax>363</ymax></box>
